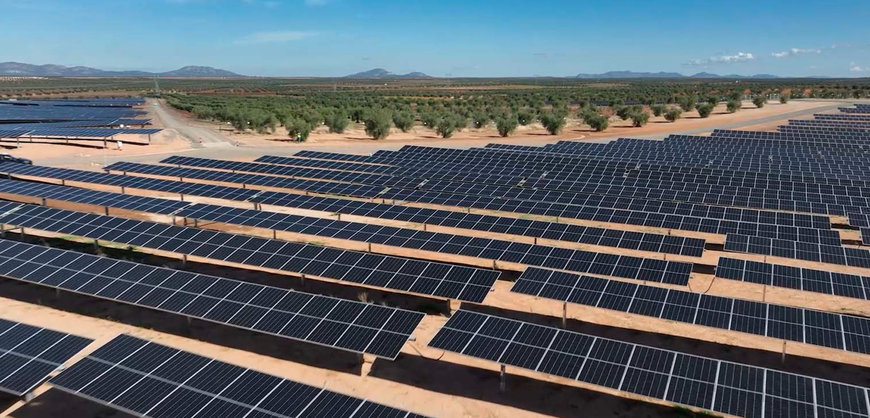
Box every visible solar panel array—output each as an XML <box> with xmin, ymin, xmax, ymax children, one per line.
<box><xmin>177</xmin><ymin>204</ymin><xmax>695</xmax><ymax>284</ymax></box>
<box><xmin>0</xmin><ymin>238</ymin><xmax>422</xmax><ymax>359</ymax></box>
<box><xmin>0</xmin><ymin>203</ymin><xmax>500</xmax><ymax>302</ymax></box>
<box><xmin>0</xmin><ymin>178</ymin><xmax>190</xmax><ymax>215</ymax></box>
<box><xmin>50</xmin><ymin>334</ymin><xmax>424</xmax><ymax>418</ymax></box>
<box><xmin>724</xmin><ymin>233</ymin><xmax>870</xmax><ymax>268</ymax></box>
<box><xmin>0</xmin><ymin>99</ymin><xmax>158</xmax><ymax>141</ymax></box>
<box><xmin>0</xmin><ymin>319</ymin><xmax>93</xmax><ymax>396</ymax></box>
<box><xmin>716</xmin><ymin>257</ymin><xmax>870</xmax><ymax>300</ymax></box>
<box><xmin>512</xmin><ymin>267</ymin><xmax>870</xmax><ymax>354</ymax></box>
<box><xmin>429</xmin><ymin>310</ymin><xmax>870</xmax><ymax>418</ymax></box>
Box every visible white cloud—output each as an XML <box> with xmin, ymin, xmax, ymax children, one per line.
<box><xmin>235</xmin><ymin>30</ymin><xmax>318</xmax><ymax>44</ymax></box>
<box><xmin>771</xmin><ymin>47</ymin><xmax>821</xmax><ymax>58</ymax></box>
<box><xmin>850</xmin><ymin>62</ymin><xmax>867</xmax><ymax>72</ymax></box>
<box><xmin>685</xmin><ymin>52</ymin><xmax>755</xmax><ymax>66</ymax></box>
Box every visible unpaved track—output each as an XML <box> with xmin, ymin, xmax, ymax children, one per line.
<box><xmin>149</xmin><ymin>98</ymin><xmax>235</xmax><ymax>149</ymax></box>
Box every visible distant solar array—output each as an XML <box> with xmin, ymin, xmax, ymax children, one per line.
<box><xmin>51</xmin><ymin>334</ymin><xmax>424</xmax><ymax>417</ymax></box>
<box><xmin>0</xmin><ymin>99</ymin><xmax>158</xmax><ymax>142</ymax></box>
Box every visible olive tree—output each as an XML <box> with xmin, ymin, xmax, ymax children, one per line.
<box><xmin>726</xmin><ymin>100</ymin><xmax>741</xmax><ymax>113</ymax></box>
<box><xmin>364</xmin><ymin>109</ymin><xmax>392</xmax><ymax>139</ymax></box>
<box><xmin>664</xmin><ymin>108</ymin><xmax>683</xmax><ymax>122</ymax></box>
<box><xmin>696</xmin><ymin>103</ymin><xmax>714</xmax><ymax>118</ymax></box>
<box><xmin>495</xmin><ymin>114</ymin><xmax>518</xmax><ymax>137</ymax></box>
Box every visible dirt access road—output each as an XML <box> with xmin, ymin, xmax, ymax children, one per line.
<box><xmin>148</xmin><ymin>98</ymin><xmax>235</xmax><ymax>149</ymax></box>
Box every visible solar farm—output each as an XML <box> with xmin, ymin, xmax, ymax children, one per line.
<box><xmin>0</xmin><ymin>99</ymin><xmax>161</xmax><ymax>148</ymax></box>
<box><xmin>3</xmin><ymin>104</ymin><xmax>870</xmax><ymax>418</ymax></box>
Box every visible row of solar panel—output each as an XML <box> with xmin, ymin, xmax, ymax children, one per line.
<box><xmin>512</xmin><ymin>267</ymin><xmax>870</xmax><ymax>354</ymax></box>
<box><xmin>0</xmin><ymin>202</ymin><xmax>500</xmax><ymax>303</ymax></box>
<box><xmin>0</xmin><ymin>238</ymin><xmax>423</xmax><ymax>359</ymax></box>
<box><xmin>430</xmin><ymin>310</ymin><xmax>870</xmax><ymax>418</ymax></box>
<box><xmin>724</xmin><ymin>234</ymin><xmax>870</xmax><ymax>268</ymax></box>
<box><xmin>176</xmin><ymin>203</ymin><xmax>696</xmax><ymax>283</ymax></box>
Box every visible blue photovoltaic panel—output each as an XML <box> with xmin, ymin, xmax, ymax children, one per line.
<box><xmin>512</xmin><ymin>266</ymin><xmax>870</xmax><ymax>354</ymax></box>
<box><xmin>0</xmin><ymin>318</ymin><xmax>93</xmax><ymax>396</ymax></box>
<box><xmin>430</xmin><ymin>310</ymin><xmax>870</xmax><ymax>418</ymax></box>
<box><xmin>0</xmin><ymin>238</ymin><xmax>424</xmax><ymax>359</ymax></box>
<box><xmin>0</xmin><ymin>204</ymin><xmax>500</xmax><ymax>303</ymax></box>
<box><xmin>51</xmin><ymin>334</ymin><xmax>426</xmax><ymax>418</ymax></box>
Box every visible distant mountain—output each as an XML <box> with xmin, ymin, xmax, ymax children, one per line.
<box><xmin>576</xmin><ymin>71</ymin><xmax>685</xmax><ymax>79</ymax></box>
<box><xmin>574</xmin><ymin>70</ymin><xmax>784</xmax><ymax>79</ymax></box>
<box><xmin>0</xmin><ymin>62</ymin><xmax>243</xmax><ymax>77</ymax></box>
<box><xmin>345</xmin><ymin>68</ymin><xmax>432</xmax><ymax>79</ymax></box>
<box><xmin>159</xmin><ymin>66</ymin><xmax>242</xmax><ymax>77</ymax></box>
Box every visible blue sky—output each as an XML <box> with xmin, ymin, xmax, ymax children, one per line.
<box><xmin>1</xmin><ymin>0</ymin><xmax>869</xmax><ymax>77</ymax></box>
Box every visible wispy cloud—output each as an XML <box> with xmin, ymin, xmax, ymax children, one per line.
<box><xmin>771</xmin><ymin>47</ymin><xmax>821</xmax><ymax>58</ymax></box>
<box><xmin>850</xmin><ymin>62</ymin><xmax>867</xmax><ymax>72</ymax></box>
<box><xmin>685</xmin><ymin>52</ymin><xmax>755</xmax><ymax>67</ymax></box>
<box><xmin>235</xmin><ymin>30</ymin><xmax>318</xmax><ymax>44</ymax></box>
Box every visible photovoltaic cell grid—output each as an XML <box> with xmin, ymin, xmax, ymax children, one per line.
<box><xmin>50</xmin><ymin>335</ymin><xmax>425</xmax><ymax>418</ymax></box>
<box><xmin>0</xmin><ymin>204</ymin><xmax>500</xmax><ymax>303</ymax></box>
<box><xmin>0</xmin><ymin>239</ymin><xmax>423</xmax><ymax>359</ymax></box>
<box><xmin>0</xmin><ymin>163</ymin><xmax>261</xmax><ymax>202</ymax></box>
<box><xmin>0</xmin><ymin>178</ymin><xmax>191</xmax><ymax>215</ymax></box>
<box><xmin>512</xmin><ymin>267</ymin><xmax>870</xmax><ymax>354</ymax></box>
<box><xmin>177</xmin><ymin>204</ymin><xmax>695</xmax><ymax>284</ymax></box>
<box><xmin>0</xmin><ymin>176</ymin><xmax>706</xmax><ymax>259</ymax></box>
<box><xmin>716</xmin><ymin>257</ymin><xmax>870</xmax><ymax>300</ymax></box>
<box><xmin>0</xmin><ymin>319</ymin><xmax>92</xmax><ymax>396</ymax></box>
<box><xmin>104</xmin><ymin>161</ymin><xmax>389</xmax><ymax>199</ymax></box>
<box><xmin>0</xmin><ymin>170</ymin><xmax>707</xmax><ymax>262</ymax></box>
<box><xmin>429</xmin><ymin>310</ymin><xmax>870</xmax><ymax>418</ymax></box>
<box><xmin>0</xmin><ymin>162</ymin><xmax>837</xmax><ymax>241</ymax></box>
<box><xmin>850</xmin><ymin>214</ymin><xmax>870</xmax><ymax>228</ymax></box>
<box><xmin>724</xmin><ymin>234</ymin><xmax>870</xmax><ymax>268</ymax></box>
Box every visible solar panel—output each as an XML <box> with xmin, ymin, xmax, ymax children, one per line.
<box><xmin>177</xmin><ymin>204</ymin><xmax>695</xmax><ymax>284</ymax></box>
<box><xmin>849</xmin><ymin>213</ymin><xmax>870</xmax><ymax>228</ymax></box>
<box><xmin>429</xmin><ymin>310</ymin><xmax>870</xmax><ymax>418</ymax></box>
<box><xmin>0</xmin><ymin>178</ymin><xmax>190</xmax><ymax>215</ymax></box>
<box><xmin>105</xmin><ymin>161</ymin><xmax>388</xmax><ymax>199</ymax></box>
<box><xmin>0</xmin><ymin>204</ymin><xmax>500</xmax><ymax>303</ymax></box>
<box><xmin>724</xmin><ymin>234</ymin><xmax>870</xmax><ymax>268</ymax></box>
<box><xmin>0</xmin><ymin>239</ymin><xmax>423</xmax><ymax>359</ymax></box>
<box><xmin>0</xmin><ymin>163</ymin><xmax>261</xmax><ymax>202</ymax></box>
<box><xmin>50</xmin><ymin>334</ymin><xmax>425</xmax><ymax>417</ymax></box>
<box><xmin>715</xmin><ymin>257</ymin><xmax>870</xmax><ymax>300</ymax></box>
<box><xmin>0</xmin><ymin>318</ymin><xmax>92</xmax><ymax>396</ymax></box>
<box><xmin>512</xmin><ymin>267</ymin><xmax>870</xmax><ymax>354</ymax></box>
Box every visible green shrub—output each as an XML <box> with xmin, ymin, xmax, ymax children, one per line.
<box><xmin>752</xmin><ymin>96</ymin><xmax>767</xmax><ymax>108</ymax></box>
<box><xmin>664</xmin><ymin>108</ymin><xmax>683</xmax><ymax>122</ymax></box>
<box><xmin>539</xmin><ymin>112</ymin><xmax>566</xmax><ymax>135</ymax></box>
<box><xmin>629</xmin><ymin>111</ymin><xmax>650</xmax><ymax>127</ymax></box>
<box><xmin>726</xmin><ymin>100</ymin><xmax>741</xmax><ymax>113</ymax></box>
<box><xmin>364</xmin><ymin>109</ymin><xmax>392</xmax><ymax>139</ymax></box>
<box><xmin>496</xmin><ymin>114</ymin><xmax>519</xmax><ymax>137</ymax></box>
<box><xmin>696</xmin><ymin>103</ymin><xmax>714</xmax><ymax>118</ymax></box>
<box><xmin>392</xmin><ymin>111</ymin><xmax>414</xmax><ymax>132</ymax></box>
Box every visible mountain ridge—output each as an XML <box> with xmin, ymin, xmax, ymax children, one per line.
<box><xmin>575</xmin><ymin>70</ymin><xmax>783</xmax><ymax>79</ymax></box>
<box><xmin>0</xmin><ymin>62</ymin><xmax>243</xmax><ymax>77</ymax></box>
<box><xmin>345</xmin><ymin>68</ymin><xmax>432</xmax><ymax>79</ymax></box>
